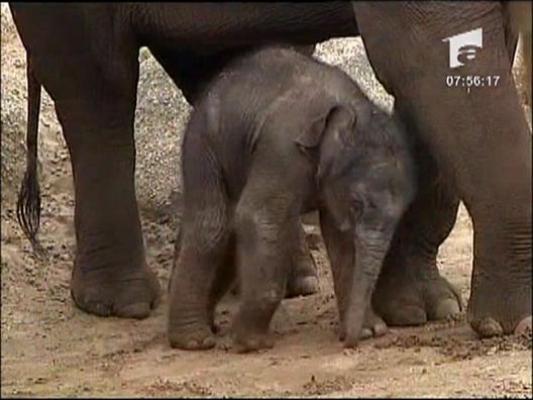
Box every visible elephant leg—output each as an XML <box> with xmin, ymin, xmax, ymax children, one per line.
<box><xmin>232</xmin><ymin>207</ymin><xmax>294</xmax><ymax>353</ymax></box>
<box><xmin>169</xmin><ymin>223</ymin><xmax>236</xmax><ymax>335</ymax></box>
<box><xmin>231</xmin><ymin>164</ymin><xmax>300</xmax><ymax>352</ymax></box>
<box><xmin>64</xmin><ymin>112</ymin><xmax>161</xmax><ymax>319</ymax></box>
<box><xmin>354</xmin><ymin>2</ymin><xmax>531</xmax><ymax>336</ymax></box>
<box><xmin>168</xmin><ymin>218</ymin><xmax>232</xmax><ymax>350</ymax></box>
<box><xmin>207</xmin><ymin>232</ymin><xmax>237</xmax><ymax>334</ymax></box>
<box><xmin>167</xmin><ymin>115</ymin><xmax>233</xmax><ymax>350</ymax></box>
<box><xmin>285</xmin><ymin>221</ymin><xmax>319</xmax><ymax>298</ymax></box>
<box><xmin>230</xmin><ymin>218</ymin><xmax>319</xmax><ymax>299</ymax></box>
<box><xmin>373</xmin><ymin>144</ymin><xmax>462</xmax><ymax>326</ymax></box>
<box><xmin>11</xmin><ymin>4</ymin><xmax>161</xmax><ymax>319</ymax></box>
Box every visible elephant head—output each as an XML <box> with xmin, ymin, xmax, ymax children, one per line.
<box><xmin>295</xmin><ymin>101</ymin><xmax>417</xmax><ymax>346</ymax></box>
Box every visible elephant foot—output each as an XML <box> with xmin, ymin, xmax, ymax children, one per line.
<box><xmin>470</xmin><ymin>313</ymin><xmax>532</xmax><ymax>339</ymax></box>
<box><xmin>71</xmin><ymin>264</ymin><xmax>161</xmax><ymax>319</ymax></box>
<box><xmin>286</xmin><ymin>275</ymin><xmax>319</xmax><ymax>298</ymax></box>
<box><xmin>168</xmin><ymin>325</ymin><xmax>216</xmax><ymax>350</ymax></box>
<box><xmin>359</xmin><ymin>307</ymin><xmax>388</xmax><ymax>340</ymax></box>
<box><xmin>373</xmin><ymin>263</ymin><xmax>463</xmax><ymax>327</ymax></box>
<box><xmin>340</xmin><ymin>306</ymin><xmax>388</xmax><ymax>344</ymax></box>
<box><xmin>468</xmin><ymin>277</ymin><xmax>531</xmax><ymax>338</ymax></box>
<box><xmin>286</xmin><ymin>246</ymin><xmax>319</xmax><ymax>298</ymax></box>
<box><xmin>515</xmin><ymin>316</ymin><xmax>532</xmax><ymax>335</ymax></box>
<box><xmin>232</xmin><ymin>332</ymin><xmax>274</xmax><ymax>353</ymax></box>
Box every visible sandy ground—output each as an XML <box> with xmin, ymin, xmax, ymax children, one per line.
<box><xmin>1</xmin><ymin>5</ymin><xmax>532</xmax><ymax>398</ymax></box>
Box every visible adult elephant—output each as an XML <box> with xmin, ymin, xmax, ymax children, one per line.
<box><xmin>10</xmin><ymin>2</ymin><xmax>531</xmax><ymax>339</ymax></box>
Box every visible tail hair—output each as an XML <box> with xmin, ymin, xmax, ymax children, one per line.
<box><xmin>16</xmin><ymin>57</ymin><xmax>44</xmax><ymax>254</ymax></box>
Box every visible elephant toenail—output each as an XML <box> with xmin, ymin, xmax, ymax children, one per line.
<box><xmin>359</xmin><ymin>328</ymin><xmax>373</xmax><ymax>340</ymax></box>
<box><xmin>373</xmin><ymin>323</ymin><xmax>388</xmax><ymax>337</ymax></box>
<box><xmin>514</xmin><ymin>316</ymin><xmax>532</xmax><ymax>336</ymax></box>
<box><xmin>203</xmin><ymin>336</ymin><xmax>216</xmax><ymax>348</ymax></box>
<box><xmin>433</xmin><ymin>298</ymin><xmax>461</xmax><ymax>320</ymax></box>
<box><xmin>476</xmin><ymin>317</ymin><xmax>503</xmax><ymax>338</ymax></box>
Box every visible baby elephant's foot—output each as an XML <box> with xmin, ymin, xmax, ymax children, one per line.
<box><xmin>286</xmin><ymin>249</ymin><xmax>319</xmax><ymax>298</ymax></box>
<box><xmin>340</xmin><ymin>307</ymin><xmax>388</xmax><ymax>346</ymax></box>
<box><xmin>359</xmin><ymin>307</ymin><xmax>388</xmax><ymax>340</ymax></box>
<box><xmin>168</xmin><ymin>325</ymin><xmax>216</xmax><ymax>351</ymax></box>
<box><xmin>232</xmin><ymin>310</ymin><xmax>275</xmax><ymax>353</ymax></box>
<box><xmin>233</xmin><ymin>332</ymin><xmax>274</xmax><ymax>353</ymax></box>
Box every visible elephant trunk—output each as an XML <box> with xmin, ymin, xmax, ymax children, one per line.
<box><xmin>343</xmin><ymin>232</ymin><xmax>391</xmax><ymax>348</ymax></box>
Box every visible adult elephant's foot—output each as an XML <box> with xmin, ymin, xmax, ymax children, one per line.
<box><xmin>372</xmin><ymin>259</ymin><xmax>462</xmax><ymax>327</ymax></box>
<box><xmin>515</xmin><ymin>317</ymin><xmax>532</xmax><ymax>335</ymax></box>
<box><xmin>468</xmin><ymin>273</ymin><xmax>531</xmax><ymax>338</ymax></box>
<box><xmin>71</xmin><ymin>264</ymin><xmax>161</xmax><ymax>319</ymax></box>
<box><xmin>469</xmin><ymin>301</ymin><xmax>531</xmax><ymax>338</ymax></box>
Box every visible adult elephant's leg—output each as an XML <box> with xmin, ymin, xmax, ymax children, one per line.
<box><xmin>11</xmin><ymin>5</ymin><xmax>160</xmax><ymax>318</ymax></box>
<box><xmin>373</xmin><ymin>138</ymin><xmax>462</xmax><ymax>326</ymax></box>
<box><xmin>62</xmin><ymin>99</ymin><xmax>160</xmax><ymax>318</ymax></box>
<box><xmin>354</xmin><ymin>2</ymin><xmax>531</xmax><ymax>336</ymax></box>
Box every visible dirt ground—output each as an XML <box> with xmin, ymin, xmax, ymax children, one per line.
<box><xmin>1</xmin><ymin>5</ymin><xmax>532</xmax><ymax>398</ymax></box>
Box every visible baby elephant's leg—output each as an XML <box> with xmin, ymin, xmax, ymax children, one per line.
<box><xmin>167</xmin><ymin>119</ymin><xmax>233</xmax><ymax>350</ymax></box>
<box><xmin>231</xmin><ymin>220</ymin><xmax>318</xmax><ymax>299</ymax></box>
<box><xmin>285</xmin><ymin>221</ymin><xmax>319</xmax><ymax>298</ymax></box>
<box><xmin>168</xmin><ymin>213</ymin><xmax>231</xmax><ymax>350</ymax></box>
<box><xmin>232</xmin><ymin>187</ymin><xmax>298</xmax><ymax>353</ymax></box>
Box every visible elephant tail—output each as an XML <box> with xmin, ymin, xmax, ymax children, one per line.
<box><xmin>16</xmin><ymin>58</ymin><xmax>43</xmax><ymax>254</ymax></box>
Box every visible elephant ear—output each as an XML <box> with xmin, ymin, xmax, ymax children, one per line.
<box><xmin>294</xmin><ymin>105</ymin><xmax>357</xmax><ymax>179</ymax></box>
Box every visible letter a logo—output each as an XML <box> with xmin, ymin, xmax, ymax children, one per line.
<box><xmin>442</xmin><ymin>28</ymin><xmax>483</xmax><ymax>69</ymax></box>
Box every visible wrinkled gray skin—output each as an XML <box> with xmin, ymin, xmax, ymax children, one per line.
<box><xmin>169</xmin><ymin>47</ymin><xmax>416</xmax><ymax>352</ymax></box>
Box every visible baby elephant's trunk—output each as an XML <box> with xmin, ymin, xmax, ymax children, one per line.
<box><xmin>343</xmin><ymin>234</ymin><xmax>391</xmax><ymax>348</ymax></box>
<box><xmin>16</xmin><ymin>58</ymin><xmax>42</xmax><ymax>253</ymax></box>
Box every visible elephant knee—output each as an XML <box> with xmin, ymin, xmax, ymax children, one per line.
<box><xmin>186</xmin><ymin>206</ymin><xmax>229</xmax><ymax>251</ymax></box>
<box><xmin>234</xmin><ymin>204</ymin><xmax>282</xmax><ymax>246</ymax></box>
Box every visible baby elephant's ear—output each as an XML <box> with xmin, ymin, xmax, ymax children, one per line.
<box><xmin>317</xmin><ymin>106</ymin><xmax>357</xmax><ymax>181</ymax></box>
<box><xmin>294</xmin><ymin>105</ymin><xmax>356</xmax><ymax>151</ymax></box>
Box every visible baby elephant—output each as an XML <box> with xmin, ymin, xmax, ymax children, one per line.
<box><xmin>168</xmin><ymin>46</ymin><xmax>416</xmax><ymax>352</ymax></box>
